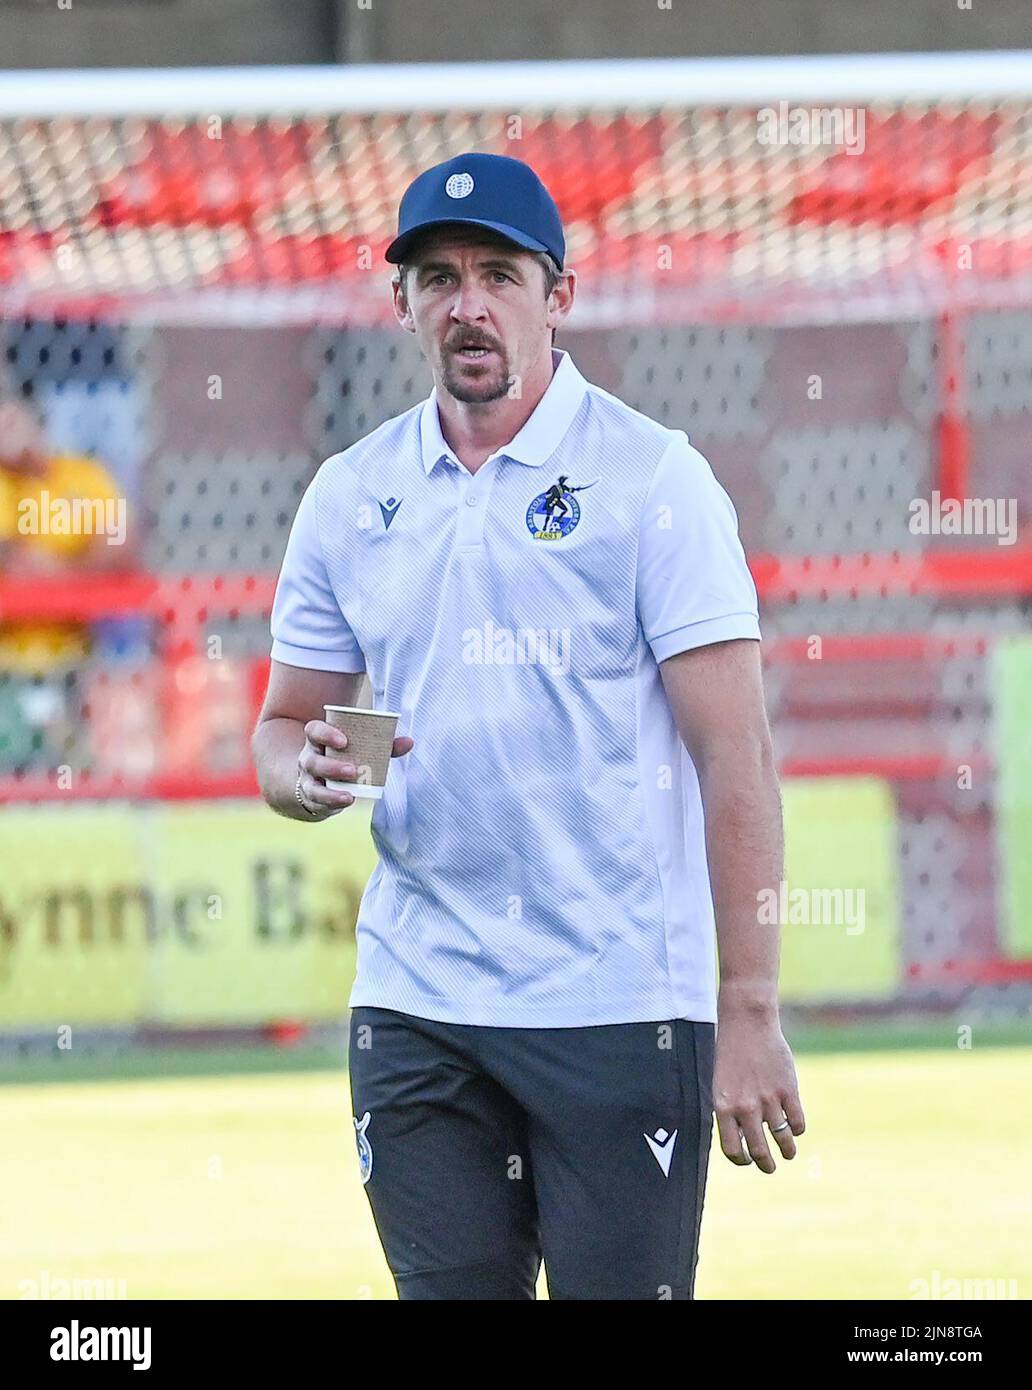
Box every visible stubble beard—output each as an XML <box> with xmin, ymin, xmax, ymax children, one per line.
<box><xmin>440</xmin><ymin>351</ymin><xmax>512</xmax><ymax>404</ymax></box>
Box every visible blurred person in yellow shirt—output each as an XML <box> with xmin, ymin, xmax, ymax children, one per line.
<box><xmin>0</xmin><ymin>396</ymin><xmax>128</xmax><ymax>770</ymax></box>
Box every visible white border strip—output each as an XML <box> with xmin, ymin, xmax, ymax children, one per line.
<box><xmin>0</xmin><ymin>53</ymin><xmax>1031</xmax><ymax>118</ymax></box>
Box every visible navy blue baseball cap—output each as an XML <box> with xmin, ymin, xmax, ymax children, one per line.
<box><xmin>385</xmin><ymin>152</ymin><xmax>565</xmax><ymax>271</ymax></box>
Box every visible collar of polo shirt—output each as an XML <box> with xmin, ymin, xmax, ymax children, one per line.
<box><xmin>419</xmin><ymin>347</ymin><xmax>588</xmax><ymax>474</ymax></box>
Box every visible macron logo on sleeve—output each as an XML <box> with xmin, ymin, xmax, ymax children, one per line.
<box><xmin>379</xmin><ymin>497</ymin><xmax>403</xmax><ymax>531</ymax></box>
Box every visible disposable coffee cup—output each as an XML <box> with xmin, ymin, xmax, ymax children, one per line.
<box><xmin>323</xmin><ymin>705</ymin><xmax>401</xmax><ymax>801</ymax></box>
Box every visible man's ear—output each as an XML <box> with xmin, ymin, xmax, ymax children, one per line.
<box><xmin>392</xmin><ymin>274</ymin><xmax>416</xmax><ymax>333</ymax></box>
<box><xmin>547</xmin><ymin>268</ymin><xmax>576</xmax><ymax>334</ymax></box>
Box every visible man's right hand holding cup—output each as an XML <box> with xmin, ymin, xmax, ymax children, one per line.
<box><xmin>295</xmin><ymin>717</ymin><xmax>413</xmax><ymax>818</ymax></box>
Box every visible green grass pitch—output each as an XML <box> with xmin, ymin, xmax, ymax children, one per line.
<box><xmin>2</xmin><ymin>1045</ymin><xmax>1029</xmax><ymax>1300</ymax></box>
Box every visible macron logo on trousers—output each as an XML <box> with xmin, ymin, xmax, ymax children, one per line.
<box><xmin>644</xmin><ymin>1127</ymin><xmax>678</xmax><ymax>1176</ymax></box>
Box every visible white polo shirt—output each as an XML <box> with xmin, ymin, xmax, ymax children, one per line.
<box><xmin>270</xmin><ymin>348</ymin><xmax>760</xmax><ymax>1027</ymax></box>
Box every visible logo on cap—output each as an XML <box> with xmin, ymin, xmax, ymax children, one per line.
<box><xmin>445</xmin><ymin>172</ymin><xmax>475</xmax><ymax>199</ymax></box>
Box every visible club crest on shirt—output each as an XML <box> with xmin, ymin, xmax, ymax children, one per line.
<box><xmin>525</xmin><ymin>474</ymin><xmax>598</xmax><ymax>540</ymax></box>
<box><xmin>354</xmin><ymin>1111</ymin><xmax>373</xmax><ymax>1184</ymax></box>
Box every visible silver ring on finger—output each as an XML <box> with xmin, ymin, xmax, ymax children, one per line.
<box><xmin>770</xmin><ymin>1119</ymin><xmax>790</xmax><ymax>1134</ymax></box>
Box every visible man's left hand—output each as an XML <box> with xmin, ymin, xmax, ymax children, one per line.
<box><xmin>713</xmin><ymin>999</ymin><xmax>805</xmax><ymax>1174</ymax></box>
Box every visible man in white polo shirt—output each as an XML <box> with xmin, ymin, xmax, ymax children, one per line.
<box><xmin>253</xmin><ymin>152</ymin><xmax>804</xmax><ymax>1301</ymax></box>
